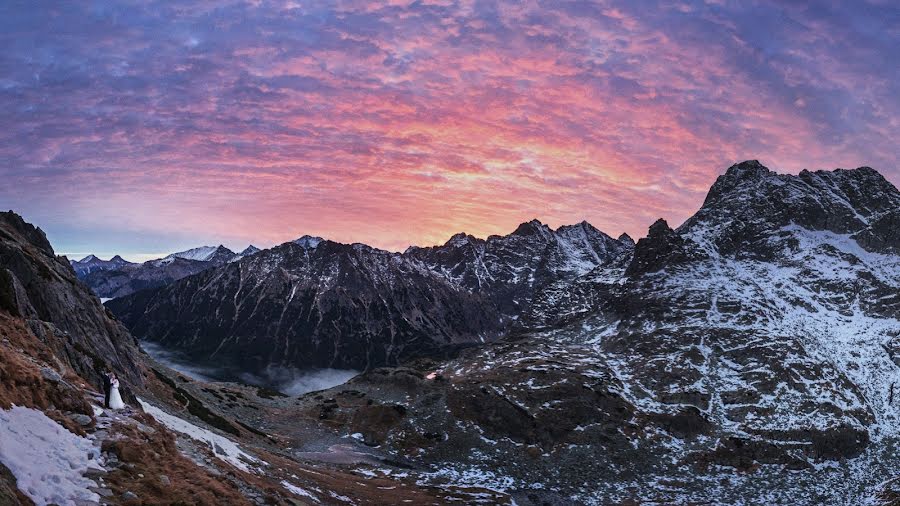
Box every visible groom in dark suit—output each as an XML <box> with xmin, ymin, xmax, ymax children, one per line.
<box><xmin>102</xmin><ymin>371</ymin><xmax>112</xmax><ymax>408</ymax></box>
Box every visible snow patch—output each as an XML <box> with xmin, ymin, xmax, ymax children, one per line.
<box><xmin>294</xmin><ymin>235</ymin><xmax>324</xmax><ymax>249</ymax></box>
<box><xmin>137</xmin><ymin>398</ymin><xmax>259</xmax><ymax>472</ymax></box>
<box><xmin>0</xmin><ymin>406</ymin><xmax>102</xmax><ymax>506</ymax></box>
<box><xmin>167</xmin><ymin>245</ymin><xmax>219</xmax><ymax>262</ymax></box>
<box><xmin>281</xmin><ymin>480</ymin><xmax>319</xmax><ymax>502</ymax></box>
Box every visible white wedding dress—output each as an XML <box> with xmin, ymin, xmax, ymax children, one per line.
<box><xmin>109</xmin><ymin>378</ymin><xmax>125</xmax><ymax>410</ymax></box>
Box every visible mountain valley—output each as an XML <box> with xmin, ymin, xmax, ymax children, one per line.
<box><xmin>4</xmin><ymin>161</ymin><xmax>900</xmax><ymax>504</ymax></box>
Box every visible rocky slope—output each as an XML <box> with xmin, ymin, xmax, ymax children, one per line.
<box><xmin>1</xmin><ymin>211</ymin><xmax>496</xmax><ymax>505</ymax></box>
<box><xmin>0</xmin><ymin>211</ymin><xmax>144</xmax><ymax>388</ymax></box>
<box><xmin>343</xmin><ymin>160</ymin><xmax>900</xmax><ymax>504</ymax></box>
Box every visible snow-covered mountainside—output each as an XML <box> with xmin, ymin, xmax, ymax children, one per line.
<box><xmin>293</xmin><ymin>235</ymin><xmax>324</xmax><ymax>248</ymax></box>
<box><xmin>166</xmin><ymin>244</ymin><xmax>239</xmax><ymax>264</ymax></box>
<box><xmin>70</xmin><ymin>254</ymin><xmax>134</xmax><ymax>277</ymax></box>
<box><xmin>382</xmin><ymin>160</ymin><xmax>900</xmax><ymax>503</ymax></box>
<box><xmin>98</xmin><ymin>160</ymin><xmax>900</xmax><ymax>504</ymax></box>
<box><xmin>135</xmin><ymin>160</ymin><xmax>900</xmax><ymax>505</ymax></box>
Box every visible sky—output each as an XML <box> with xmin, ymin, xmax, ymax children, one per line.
<box><xmin>1</xmin><ymin>1</ymin><xmax>897</xmax><ymax>262</ymax></box>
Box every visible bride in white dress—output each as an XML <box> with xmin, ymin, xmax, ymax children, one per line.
<box><xmin>109</xmin><ymin>374</ymin><xmax>125</xmax><ymax>410</ymax></box>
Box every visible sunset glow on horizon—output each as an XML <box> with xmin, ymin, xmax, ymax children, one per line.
<box><xmin>2</xmin><ymin>1</ymin><xmax>897</xmax><ymax>260</ymax></box>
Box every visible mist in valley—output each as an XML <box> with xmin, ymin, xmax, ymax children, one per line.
<box><xmin>140</xmin><ymin>341</ymin><xmax>358</xmax><ymax>396</ymax></box>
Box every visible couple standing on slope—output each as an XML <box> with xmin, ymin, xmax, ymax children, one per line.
<box><xmin>102</xmin><ymin>371</ymin><xmax>126</xmax><ymax>410</ymax></box>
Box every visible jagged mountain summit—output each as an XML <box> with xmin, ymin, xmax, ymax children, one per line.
<box><xmin>293</xmin><ymin>235</ymin><xmax>324</xmax><ymax>248</ymax></box>
<box><xmin>406</xmin><ymin>219</ymin><xmax>633</xmax><ymax>316</ymax></box>
<box><xmin>237</xmin><ymin>245</ymin><xmax>261</xmax><ymax>257</ymax></box>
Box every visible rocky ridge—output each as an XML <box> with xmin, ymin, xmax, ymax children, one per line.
<box><xmin>71</xmin><ymin>255</ymin><xmax>135</xmax><ymax>277</ymax></box>
<box><xmin>108</xmin><ymin>240</ymin><xmax>505</xmax><ymax>371</ymax></box>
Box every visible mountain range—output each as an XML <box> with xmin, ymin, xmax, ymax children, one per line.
<box><xmin>105</xmin><ymin>217</ymin><xmax>635</xmax><ymax>372</ymax></box>
<box><xmin>5</xmin><ymin>160</ymin><xmax>900</xmax><ymax>504</ymax></box>
<box><xmin>71</xmin><ymin>244</ymin><xmax>261</xmax><ymax>298</ymax></box>
<box><xmin>103</xmin><ymin>160</ymin><xmax>900</xmax><ymax>503</ymax></box>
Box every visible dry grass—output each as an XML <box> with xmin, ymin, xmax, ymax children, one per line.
<box><xmin>0</xmin><ymin>316</ymin><xmax>92</xmax><ymax>416</ymax></box>
<box><xmin>100</xmin><ymin>413</ymin><xmax>254</xmax><ymax>506</ymax></box>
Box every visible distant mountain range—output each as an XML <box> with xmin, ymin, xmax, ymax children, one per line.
<box><xmin>70</xmin><ymin>244</ymin><xmax>262</xmax><ymax>298</ymax></box>
<box><xmin>69</xmin><ymin>254</ymin><xmax>133</xmax><ymax>277</ymax></box>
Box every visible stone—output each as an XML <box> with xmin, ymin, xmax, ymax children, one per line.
<box><xmin>91</xmin><ymin>487</ymin><xmax>113</xmax><ymax>498</ymax></box>
<box><xmin>40</xmin><ymin>366</ymin><xmax>62</xmax><ymax>383</ymax></box>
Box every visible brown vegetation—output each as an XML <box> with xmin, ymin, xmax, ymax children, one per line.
<box><xmin>0</xmin><ymin>315</ymin><xmax>92</xmax><ymax>415</ymax></box>
<box><xmin>100</xmin><ymin>413</ymin><xmax>254</xmax><ymax>506</ymax></box>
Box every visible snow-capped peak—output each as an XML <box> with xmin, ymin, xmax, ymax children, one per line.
<box><xmin>294</xmin><ymin>235</ymin><xmax>324</xmax><ymax>249</ymax></box>
<box><xmin>239</xmin><ymin>245</ymin><xmax>261</xmax><ymax>257</ymax></box>
<box><xmin>166</xmin><ymin>245</ymin><xmax>221</xmax><ymax>262</ymax></box>
<box><xmin>166</xmin><ymin>245</ymin><xmax>216</xmax><ymax>261</ymax></box>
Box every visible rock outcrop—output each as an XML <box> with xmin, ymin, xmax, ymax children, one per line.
<box><xmin>0</xmin><ymin>211</ymin><xmax>144</xmax><ymax>388</ymax></box>
<box><xmin>625</xmin><ymin>218</ymin><xmax>703</xmax><ymax>275</ymax></box>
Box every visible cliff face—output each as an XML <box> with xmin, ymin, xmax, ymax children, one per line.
<box><xmin>0</xmin><ymin>211</ymin><xmax>144</xmax><ymax>389</ymax></box>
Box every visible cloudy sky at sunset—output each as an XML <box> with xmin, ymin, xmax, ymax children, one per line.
<box><xmin>2</xmin><ymin>1</ymin><xmax>897</xmax><ymax>261</ymax></box>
